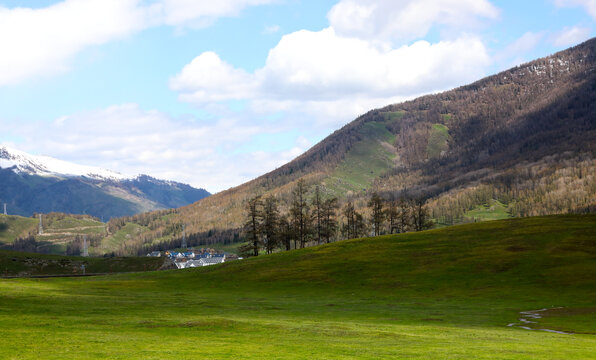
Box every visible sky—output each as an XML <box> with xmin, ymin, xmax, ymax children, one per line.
<box><xmin>0</xmin><ymin>0</ymin><xmax>594</xmax><ymax>193</ymax></box>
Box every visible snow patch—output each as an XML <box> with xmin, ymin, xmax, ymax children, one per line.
<box><xmin>0</xmin><ymin>145</ymin><xmax>134</xmax><ymax>181</ymax></box>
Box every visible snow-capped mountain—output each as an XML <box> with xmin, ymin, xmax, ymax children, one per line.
<box><xmin>0</xmin><ymin>145</ymin><xmax>130</xmax><ymax>181</ymax></box>
<box><xmin>0</xmin><ymin>145</ymin><xmax>210</xmax><ymax>219</ymax></box>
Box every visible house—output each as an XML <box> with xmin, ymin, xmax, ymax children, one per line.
<box><xmin>147</xmin><ymin>251</ymin><xmax>161</xmax><ymax>257</ymax></box>
<box><xmin>184</xmin><ymin>260</ymin><xmax>203</xmax><ymax>268</ymax></box>
<box><xmin>199</xmin><ymin>255</ymin><xmax>225</xmax><ymax>266</ymax></box>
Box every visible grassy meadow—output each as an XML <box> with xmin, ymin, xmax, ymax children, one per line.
<box><xmin>0</xmin><ymin>215</ymin><xmax>594</xmax><ymax>359</ymax></box>
<box><xmin>0</xmin><ymin>249</ymin><xmax>167</xmax><ymax>277</ymax></box>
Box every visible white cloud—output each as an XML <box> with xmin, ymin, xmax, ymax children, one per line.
<box><xmin>0</xmin><ymin>0</ymin><xmax>276</xmax><ymax>86</ymax></box>
<box><xmin>327</xmin><ymin>0</ymin><xmax>499</xmax><ymax>44</ymax></box>
<box><xmin>171</xmin><ymin>28</ymin><xmax>490</xmax><ymax>126</ymax></box>
<box><xmin>170</xmin><ymin>52</ymin><xmax>258</xmax><ymax>102</ymax></box>
<box><xmin>264</xmin><ymin>24</ymin><xmax>280</xmax><ymax>34</ymax></box>
<box><xmin>0</xmin><ymin>0</ymin><xmax>147</xmax><ymax>86</ymax></box>
<box><xmin>552</xmin><ymin>26</ymin><xmax>592</xmax><ymax>46</ymax></box>
<box><xmin>6</xmin><ymin>104</ymin><xmax>309</xmax><ymax>192</ymax></box>
<box><xmin>554</xmin><ymin>0</ymin><xmax>596</xmax><ymax>18</ymax></box>
<box><xmin>154</xmin><ymin>0</ymin><xmax>276</xmax><ymax>28</ymax></box>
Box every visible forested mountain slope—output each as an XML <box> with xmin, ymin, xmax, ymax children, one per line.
<box><xmin>107</xmin><ymin>38</ymin><xmax>596</xmax><ymax>255</ymax></box>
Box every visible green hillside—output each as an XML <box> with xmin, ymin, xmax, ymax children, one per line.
<box><xmin>0</xmin><ymin>213</ymin><xmax>110</xmax><ymax>255</ymax></box>
<box><xmin>327</xmin><ymin>121</ymin><xmax>396</xmax><ymax>194</ymax></box>
<box><xmin>0</xmin><ymin>249</ymin><xmax>169</xmax><ymax>276</ymax></box>
<box><xmin>0</xmin><ymin>215</ymin><xmax>594</xmax><ymax>359</ymax></box>
<box><xmin>101</xmin><ymin>39</ymin><xmax>595</xmax><ymax>255</ymax></box>
<box><xmin>0</xmin><ymin>214</ymin><xmax>37</xmax><ymax>245</ymax></box>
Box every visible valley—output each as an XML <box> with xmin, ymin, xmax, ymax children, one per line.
<box><xmin>1</xmin><ymin>2</ymin><xmax>595</xmax><ymax>359</ymax></box>
<box><xmin>0</xmin><ymin>215</ymin><xmax>594</xmax><ymax>358</ymax></box>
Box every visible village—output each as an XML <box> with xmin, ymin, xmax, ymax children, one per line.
<box><xmin>147</xmin><ymin>248</ymin><xmax>240</xmax><ymax>269</ymax></box>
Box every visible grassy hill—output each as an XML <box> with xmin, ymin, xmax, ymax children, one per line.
<box><xmin>0</xmin><ymin>213</ymin><xmax>111</xmax><ymax>255</ymax></box>
<box><xmin>0</xmin><ymin>214</ymin><xmax>37</xmax><ymax>245</ymax></box>
<box><xmin>103</xmin><ymin>38</ymin><xmax>595</xmax><ymax>255</ymax></box>
<box><xmin>0</xmin><ymin>215</ymin><xmax>594</xmax><ymax>358</ymax></box>
<box><xmin>0</xmin><ymin>249</ymin><xmax>170</xmax><ymax>276</ymax></box>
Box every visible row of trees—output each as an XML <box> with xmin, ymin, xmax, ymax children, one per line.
<box><xmin>243</xmin><ymin>180</ymin><xmax>341</xmax><ymax>256</ymax></box>
<box><xmin>242</xmin><ymin>180</ymin><xmax>434</xmax><ymax>257</ymax></box>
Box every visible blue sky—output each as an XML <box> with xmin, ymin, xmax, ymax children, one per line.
<box><xmin>0</xmin><ymin>0</ymin><xmax>594</xmax><ymax>192</ymax></box>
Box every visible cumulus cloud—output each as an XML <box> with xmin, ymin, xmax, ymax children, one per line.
<box><xmin>0</xmin><ymin>0</ymin><xmax>497</xmax><ymax>190</ymax></box>
<box><xmin>0</xmin><ymin>0</ymin><xmax>147</xmax><ymax>86</ymax></box>
<box><xmin>327</xmin><ymin>0</ymin><xmax>499</xmax><ymax>44</ymax></box>
<box><xmin>0</xmin><ymin>0</ymin><xmax>275</xmax><ymax>86</ymax></box>
<box><xmin>5</xmin><ymin>104</ymin><xmax>309</xmax><ymax>192</ymax></box>
<box><xmin>170</xmin><ymin>52</ymin><xmax>258</xmax><ymax>102</ymax></box>
<box><xmin>171</xmin><ymin>28</ymin><xmax>491</xmax><ymax>126</ymax></box>
<box><xmin>552</xmin><ymin>26</ymin><xmax>592</xmax><ymax>46</ymax></box>
<box><xmin>554</xmin><ymin>0</ymin><xmax>596</xmax><ymax>18</ymax></box>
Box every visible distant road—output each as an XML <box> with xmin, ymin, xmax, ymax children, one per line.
<box><xmin>1</xmin><ymin>272</ymin><xmax>125</xmax><ymax>279</ymax></box>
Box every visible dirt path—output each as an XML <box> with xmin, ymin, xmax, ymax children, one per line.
<box><xmin>507</xmin><ymin>308</ymin><xmax>573</xmax><ymax>334</ymax></box>
<box><xmin>38</xmin><ymin>225</ymin><xmax>105</xmax><ymax>237</ymax></box>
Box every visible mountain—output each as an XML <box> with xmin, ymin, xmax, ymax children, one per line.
<box><xmin>0</xmin><ymin>146</ymin><xmax>210</xmax><ymax>219</ymax></box>
<box><xmin>71</xmin><ymin>39</ymin><xmax>596</xmax><ymax>254</ymax></box>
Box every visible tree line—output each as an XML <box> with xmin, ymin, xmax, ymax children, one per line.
<box><xmin>242</xmin><ymin>179</ymin><xmax>433</xmax><ymax>257</ymax></box>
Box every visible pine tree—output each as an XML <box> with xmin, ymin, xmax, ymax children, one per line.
<box><xmin>354</xmin><ymin>212</ymin><xmax>366</xmax><ymax>238</ymax></box>
<box><xmin>368</xmin><ymin>192</ymin><xmax>385</xmax><ymax>236</ymax></box>
<box><xmin>398</xmin><ymin>199</ymin><xmax>411</xmax><ymax>233</ymax></box>
<box><xmin>312</xmin><ymin>185</ymin><xmax>323</xmax><ymax>245</ymax></box>
<box><xmin>278</xmin><ymin>214</ymin><xmax>292</xmax><ymax>251</ymax></box>
<box><xmin>343</xmin><ymin>201</ymin><xmax>355</xmax><ymax>239</ymax></box>
<box><xmin>262</xmin><ymin>195</ymin><xmax>280</xmax><ymax>254</ymax></box>
<box><xmin>413</xmin><ymin>198</ymin><xmax>433</xmax><ymax>231</ymax></box>
<box><xmin>244</xmin><ymin>194</ymin><xmax>263</xmax><ymax>256</ymax></box>
<box><xmin>321</xmin><ymin>197</ymin><xmax>339</xmax><ymax>243</ymax></box>
<box><xmin>386</xmin><ymin>201</ymin><xmax>400</xmax><ymax>234</ymax></box>
<box><xmin>290</xmin><ymin>179</ymin><xmax>311</xmax><ymax>248</ymax></box>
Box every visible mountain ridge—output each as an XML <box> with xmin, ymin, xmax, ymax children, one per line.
<box><xmin>12</xmin><ymin>39</ymin><xmax>596</xmax><ymax>255</ymax></box>
<box><xmin>0</xmin><ymin>145</ymin><xmax>210</xmax><ymax>219</ymax></box>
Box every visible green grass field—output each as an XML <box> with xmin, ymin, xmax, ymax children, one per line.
<box><xmin>0</xmin><ymin>215</ymin><xmax>594</xmax><ymax>359</ymax></box>
<box><xmin>464</xmin><ymin>200</ymin><xmax>512</xmax><ymax>221</ymax></box>
<box><xmin>0</xmin><ymin>249</ymin><xmax>167</xmax><ymax>276</ymax></box>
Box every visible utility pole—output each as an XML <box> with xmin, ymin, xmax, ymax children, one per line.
<box><xmin>38</xmin><ymin>214</ymin><xmax>43</xmax><ymax>235</ymax></box>
<box><xmin>82</xmin><ymin>235</ymin><xmax>88</xmax><ymax>257</ymax></box>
